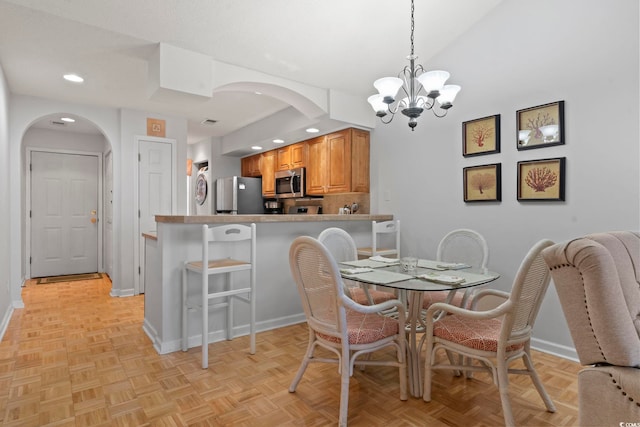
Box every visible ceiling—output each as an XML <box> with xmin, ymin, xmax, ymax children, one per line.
<box><xmin>0</xmin><ymin>0</ymin><xmax>504</xmax><ymax>145</ymax></box>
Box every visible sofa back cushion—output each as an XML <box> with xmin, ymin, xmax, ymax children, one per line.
<box><xmin>542</xmin><ymin>231</ymin><xmax>640</xmax><ymax>367</ymax></box>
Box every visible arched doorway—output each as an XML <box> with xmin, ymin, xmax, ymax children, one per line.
<box><xmin>23</xmin><ymin>113</ymin><xmax>113</xmax><ymax>279</ymax></box>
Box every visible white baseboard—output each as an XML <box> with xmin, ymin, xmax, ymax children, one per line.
<box><xmin>531</xmin><ymin>337</ymin><xmax>578</xmax><ymax>362</ymax></box>
<box><xmin>110</xmin><ymin>287</ymin><xmax>135</xmax><ymax>297</ymax></box>
<box><xmin>158</xmin><ymin>313</ymin><xmax>307</xmax><ymax>355</ymax></box>
<box><xmin>0</xmin><ymin>305</ymin><xmax>14</xmax><ymax>342</ymax></box>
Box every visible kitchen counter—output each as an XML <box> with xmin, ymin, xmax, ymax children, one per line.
<box><xmin>144</xmin><ymin>214</ymin><xmax>395</xmax><ymax>354</ymax></box>
<box><xmin>155</xmin><ymin>213</ymin><xmax>393</xmax><ymax>224</ymax></box>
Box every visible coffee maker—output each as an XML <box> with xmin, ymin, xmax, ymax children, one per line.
<box><xmin>264</xmin><ymin>200</ymin><xmax>283</xmax><ymax>214</ymax></box>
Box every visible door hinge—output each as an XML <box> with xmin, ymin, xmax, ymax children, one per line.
<box><xmin>30</xmin><ymin>163</ymin><xmax>32</xmax><ymax>171</ymax></box>
<box><xmin>138</xmin><ymin>266</ymin><xmax>141</xmax><ymax>275</ymax></box>
<box><xmin>29</xmin><ymin>256</ymin><xmax>32</xmax><ymax>264</ymax></box>
<box><xmin>138</xmin><ymin>210</ymin><xmax>140</xmax><ymax>218</ymax></box>
<box><xmin>138</xmin><ymin>153</ymin><xmax>141</xmax><ymax>162</ymax></box>
<box><xmin>29</xmin><ymin>210</ymin><xmax>32</xmax><ymax>218</ymax></box>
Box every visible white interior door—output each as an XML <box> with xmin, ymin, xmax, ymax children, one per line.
<box><xmin>31</xmin><ymin>151</ymin><xmax>99</xmax><ymax>277</ymax></box>
<box><xmin>139</xmin><ymin>139</ymin><xmax>173</xmax><ymax>293</ymax></box>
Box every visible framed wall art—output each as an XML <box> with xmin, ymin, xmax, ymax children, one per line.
<box><xmin>463</xmin><ymin>114</ymin><xmax>500</xmax><ymax>157</ymax></box>
<box><xmin>517</xmin><ymin>157</ymin><xmax>566</xmax><ymax>201</ymax></box>
<box><xmin>146</xmin><ymin>117</ymin><xmax>166</xmax><ymax>137</ymax></box>
<box><xmin>463</xmin><ymin>163</ymin><xmax>502</xmax><ymax>202</ymax></box>
<box><xmin>517</xmin><ymin>101</ymin><xmax>564</xmax><ymax>150</ymax></box>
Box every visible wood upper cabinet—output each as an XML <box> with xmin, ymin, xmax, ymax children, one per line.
<box><xmin>241</xmin><ymin>154</ymin><xmax>261</xmax><ymax>177</ymax></box>
<box><xmin>306</xmin><ymin>128</ymin><xmax>368</xmax><ymax>195</ymax></box>
<box><xmin>260</xmin><ymin>150</ymin><xmax>276</xmax><ymax>197</ymax></box>
<box><xmin>350</xmin><ymin>128</ymin><xmax>370</xmax><ymax>193</ymax></box>
<box><xmin>305</xmin><ymin>136</ymin><xmax>328</xmax><ymax>195</ymax></box>
<box><xmin>277</xmin><ymin>142</ymin><xmax>307</xmax><ymax>171</ymax></box>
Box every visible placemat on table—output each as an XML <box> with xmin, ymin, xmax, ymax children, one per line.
<box><xmin>341</xmin><ymin>269</ymin><xmax>413</xmax><ymax>285</ymax></box>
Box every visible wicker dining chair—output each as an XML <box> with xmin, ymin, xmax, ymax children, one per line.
<box><xmin>422</xmin><ymin>239</ymin><xmax>556</xmax><ymax>427</ymax></box>
<box><xmin>288</xmin><ymin>236</ymin><xmax>407</xmax><ymax>427</ymax></box>
<box><xmin>318</xmin><ymin>227</ymin><xmax>396</xmax><ymax>305</ymax></box>
<box><xmin>422</xmin><ymin>228</ymin><xmax>489</xmax><ymax>309</ymax></box>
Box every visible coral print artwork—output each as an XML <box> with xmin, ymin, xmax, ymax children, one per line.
<box><xmin>464</xmin><ymin>163</ymin><xmax>502</xmax><ymax>202</ymax></box>
<box><xmin>517</xmin><ymin>101</ymin><xmax>564</xmax><ymax>150</ymax></box>
<box><xmin>517</xmin><ymin>158</ymin><xmax>566</xmax><ymax>201</ymax></box>
<box><xmin>463</xmin><ymin>115</ymin><xmax>501</xmax><ymax>157</ymax></box>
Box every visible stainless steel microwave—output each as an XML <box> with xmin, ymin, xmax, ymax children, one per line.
<box><xmin>275</xmin><ymin>167</ymin><xmax>305</xmax><ymax>199</ymax></box>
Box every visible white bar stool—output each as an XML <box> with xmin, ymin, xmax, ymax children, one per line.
<box><xmin>182</xmin><ymin>223</ymin><xmax>256</xmax><ymax>369</ymax></box>
<box><xmin>357</xmin><ymin>220</ymin><xmax>401</xmax><ymax>259</ymax></box>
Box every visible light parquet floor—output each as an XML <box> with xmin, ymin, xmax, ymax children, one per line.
<box><xmin>0</xmin><ymin>277</ymin><xmax>580</xmax><ymax>426</ymax></box>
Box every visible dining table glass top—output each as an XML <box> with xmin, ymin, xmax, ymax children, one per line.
<box><xmin>339</xmin><ymin>258</ymin><xmax>499</xmax><ymax>292</ymax></box>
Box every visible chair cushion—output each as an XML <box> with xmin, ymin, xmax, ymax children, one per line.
<box><xmin>433</xmin><ymin>315</ymin><xmax>524</xmax><ymax>352</ymax></box>
<box><xmin>318</xmin><ymin>310</ymin><xmax>399</xmax><ymax>345</ymax></box>
<box><xmin>350</xmin><ymin>288</ymin><xmax>396</xmax><ymax>305</ymax></box>
<box><xmin>422</xmin><ymin>291</ymin><xmax>464</xmax><ymax>309</ymax></box>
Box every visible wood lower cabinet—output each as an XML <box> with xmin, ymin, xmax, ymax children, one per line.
<box><xmin>260</xmin><ymin>150</ymin><xmax>276</xmax><ymax>197</ymax></box>
<box><xmin>306</xmin><ymin>128</ymin><xmax>369</xmax><ymax>195</ymax></box>
<box><xmin>277</xmin><ymin>142</ymin><xmax>307</xmax><ymax>171</ymax></box>
<box><xmin>241</xmin><ymin>154</ymin><xmax>261</xmax><ymax>177</ymax></box>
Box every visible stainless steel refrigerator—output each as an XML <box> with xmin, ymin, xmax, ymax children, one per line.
<box><xmin>215</xmin><ymin>176</ymin><xmax>263</xmax><ymax>214</ymax></box>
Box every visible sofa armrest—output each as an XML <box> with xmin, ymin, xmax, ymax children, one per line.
<box><xmin>578</xmin><ymin>365</ymin><xmax>640</xmax><ymax>427</ymax></box>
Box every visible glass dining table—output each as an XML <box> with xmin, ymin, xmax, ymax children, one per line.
<box><xmin>340</xmin><ymin>258</ymin><xmax>500</xmax><ymax>398</ymax></box>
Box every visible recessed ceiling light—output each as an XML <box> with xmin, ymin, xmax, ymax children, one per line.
<box><xmin>251</xmin><ymin>146</ymin><xmax>262</xmax><ymax>150</ymax></box>
<box><xmin>273</xmin><ymin>139</ymin><xmax>284</xmax><ymax>144</ymax></box>
<box><xmin>306</xmin><ymin>128</ymin><xmax>319</xmax><ymax>133</ymax></box>
<box><xmin>63</xmin><ymin>73</ymin><xmax>84</xmax><ymax>83</ymax></box>
<box><xmin>60</xmin><ymin>117</ymin><xmax>75</xmax><ymax>123</ymax></box>
<box><xmin>255</xmin><ymin>91</ymin><xmax>262</xmax><ymax>95</ymax></box>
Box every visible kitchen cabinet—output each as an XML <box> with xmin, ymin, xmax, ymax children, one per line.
<box><xmin>306</xmin><ymin>128</ymin><xmax>369</xmax><ymax>195</ymax></box>
<box><xmin>350</xmin><ymin>128</ymin><xmax>370</xmax><ymax>193</ymax></box>
<box><xmin>260</xmin><ymin>150</ymin><xmax>276</xmax><ymax>197</ymax></box>
<box><xmin>277</xmin><ymin>142</ymin><xmax>307</xmax><ymax>171</ymax></box>
<box><xmin>241</xmin><ymin>154</ymin><xmax>261</xmax><ymax>177</ymax></box>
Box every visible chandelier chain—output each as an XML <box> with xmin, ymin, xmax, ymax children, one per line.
<box><xmin>410</xmin><ymin>0</ymin><xmax>415</xmax><ymax>56</ymax></box>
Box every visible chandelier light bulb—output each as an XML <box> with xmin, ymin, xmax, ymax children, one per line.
<box><xmin>436</xmin><ymin>85</ymin><xmax>461</xmax><ymax>109</ymax></box>
<box><xmin>373</xmin><ymin>77</ymin><xmax>403</xmax><ymax>104</ymax></box>
<box><xmin>367</xmin><ymin>95</ymin><xmax>389</xmax><ymax>117</ymax></box>
<box><xmin>416</xmin><ymin>70</ymin><xmax>450</xmax><ymax>97</ymax></box>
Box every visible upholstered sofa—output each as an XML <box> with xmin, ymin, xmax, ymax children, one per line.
<box><xmin>542</xmin><ymin>231</ymin><xmax>640</xmax><ymax>427</ymax></box>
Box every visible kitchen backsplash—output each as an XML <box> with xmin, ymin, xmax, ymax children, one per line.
<box><xmin>281</xmin><ymin>193</ymin><xmax>369</xmax><ymax>215</ymax></box>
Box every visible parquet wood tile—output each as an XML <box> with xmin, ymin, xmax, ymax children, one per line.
<box><xmin>0</xmin><ymin>276</ymin><xmax>581</xmax><ymax>426</ymax></box>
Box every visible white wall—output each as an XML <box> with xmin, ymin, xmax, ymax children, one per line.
<box><xmin>22</xmin><ymin>127</ymin><xmax>107</xmax><ymax>152</ymax></box>
<box><xmin>0</xmin><ymin>63</ymin><xmax>12</xmax><ymax>340</ymax></box>
<box><xmin>118</xmin><ymin>109</ymin><xmax>188</xmax><ymax>296</ymax></box>
<box><xmin>370</xmin><ymin>0</ymin><xmax>639</xmax><ymax>359</ymax></box>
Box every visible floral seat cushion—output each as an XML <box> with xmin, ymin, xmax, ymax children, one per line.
<box><xmin>422</xmin><ymin>290</ymin><xmax>465</xmax><ymax>308</ymax></box>
<box><xmin>433</xmin><ymin>315</ymin><xmax>524</xmax><ymax>352</ymax></box>
<box><xmin>349</xmin><ymin>287</ymin><xmax>396</xmax><ymax>305</ymax></box>
<box><xmin>318</xmin><ymin>310</ymin><xmax>399</xmax><ymax>345</ymax></box>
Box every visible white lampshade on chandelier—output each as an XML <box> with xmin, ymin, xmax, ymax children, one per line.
<box><xmin>368</xmin><ymin>0</ymin><xmax>461</xmax><ymax>130</ymax></box>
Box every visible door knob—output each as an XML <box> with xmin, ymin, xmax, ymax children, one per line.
<box><xmin>91</xmin><ymin>218</ymin><xmax>97</xmax><ymax>224</ymax></box>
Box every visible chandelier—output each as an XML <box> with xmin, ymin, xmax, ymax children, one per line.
<box><xmin>367</xmin><ymin>0</ymin><xmax>461</xmax><ymax>130</ymax></box>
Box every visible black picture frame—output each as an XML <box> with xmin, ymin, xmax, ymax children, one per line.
<box><xmin>517</xmin><ymin>157</ymin><xmax>566</xmax><ymax>201</ymax></box>
<box><xmin>463</xmin><ymin>163</ymin><xmax>502</xmax><ymax>202</ymax></box>
<box><xmin>463</xmin><ymin>114</ymin><xmax>501</xmax><ymax>157</ymax></box>
<box><xmin>517</xmin><ymin>101</ymin><xmax>565</xmax><ymax>150</ymax></box>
